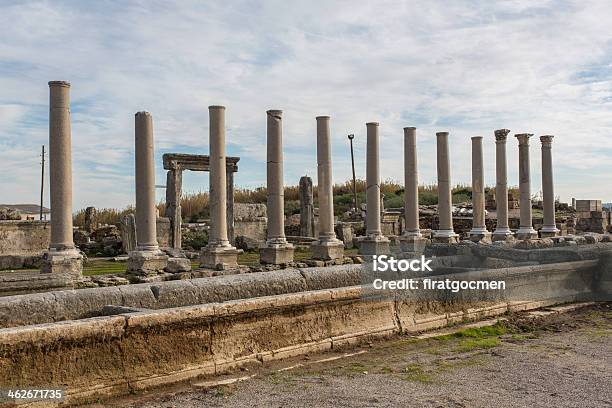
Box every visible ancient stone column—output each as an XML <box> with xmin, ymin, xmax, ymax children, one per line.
<box><xmin>492</xmin><ymin>129</ymin><xmax>513</xmax><ymax>240</ymax></box>
<box><xmin>299</xmin><ymin>176</ymin><xmax>315</xmax><ymax>237</ymax></box>
<box><xmin>260</xmin><ymin>110</ymin><xmax>294</xmax><ymax>264</ymax></box>
<box><xmin>165</xmin><ymin>168</ymin><xmax>182</xmax><ymax>249</ymax></box>
<box><xmin>201</xmin><ymin>106</ymin><xmax>241</xmax><ymax>268</ymax></box>
<box><xmin>469</xmin><ymin>136</ymin><xmax>491</xmax><ymax>242</ymax></box>
<box><xmin>515</xmin><ymin>133</ymin><xmax>538</xmax><ymax>240</ymax></box>
<box><xmin>540</xmin><ymin>135</ymin><xmax>559</xmax><ymax>237</ymax></box>
<box><xmin>400</xmin><ymin>127</ymin><xmax>426</xmax><ymax>253</ymax></box>
<box><xmin>433</xmin><ymin>132</ymin><xmax>458</xmax><ymax>243</ymax></box>
<box><xmin>127</xmin><ymin>112</ymin><xmax>168</xmax><ymax>275</ymax></box>
<box><xmin>358</xmin><ymin>122</ymin><xmax>390</xmax><ymax>255</ymax></box>
<box><xmin>311</xmin><ymin>116</ymin><xmax>344</xmax><ymax>261</ymax></box>
<box><xmin>41</xmin><ymin>81</ymin><xmax>82</xmax><ymax>276</ymax></box>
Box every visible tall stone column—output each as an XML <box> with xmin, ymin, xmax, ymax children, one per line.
<box><xmin>311</xmin><ymin>116</ymin><xmax>344</xmax><ymax>261</ymax></box>
<box><xmin>492</xmin><ymin>129</ymin><xmax>513</xmax><ymax>240</ymax></box>
<box><xmin>540</xmin><ymin>135</ymin><xmax>559</xmax><ymax>237</ymax></box>
<box><xmin>469</xmin><ymin>136</ymin><xmax>491</xmax><ymax>242</ymax></box>
<box><xmin>260</xmin><ymin>110</ymin><xmax>294</xmax><ymax>264</ymax></box>
<box><xmin>358</xmin><ymin>122</ymin><xmax>390</xmax><ymax>255</ymax></box>
<box><xmin>400</xmin><ymin>127</ymin><xmax>426</xmax><ymax>254</ymax></box>
<box><xmin>42</xmin><ymin>81</ymin><xmax>83</xmax><ymax>276</ymax></box>
<box><xmin>432</xmin><ymin>132</ymin><xmax>458</xmax><ymax>243</ymax></box>
<box><xmin>515</xmin><ymin>133</ymin><xmax>538</xmax><ymax>240</ymax></box>
<box><xmin>127</xmin><ymin>112</ymin><xmax>168</xmax><ymax>275</ymax></box>
<box><xmin>299</xmin><ymin>176</ymin><xmax>315</xmax><ymax>237</ymax></box>
<box><xmin>201</xmin><ymin>106</ymin><xmax>241</xmax><ymax>268</ymax></box>
<box><xmin>165</xmin><ymin>168</ymin><xmax>182</xmax><ymax>249</ymax></box>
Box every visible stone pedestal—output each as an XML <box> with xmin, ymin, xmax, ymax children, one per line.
<box><xmin>311</xmin><ymin>116</ymin><xmax>344</xmax><ymax>261</ymax></box>
<box><xmin>260</xmin><ymin>244</ymin><xmax>295</xmax><ymax>265</ymax></box>
<box><xmin>127</xmin><ymin>250</ymin><xmax>169</xmax><ymax>276</ymax></box>
<box><xmin>201</xmin><ymin>106</ymin><xmax>241</xmax><ymax>267</ymax></box>
<box><xmin>400</xmin><ymin>235</ymin><xmax>428</xmax><ymax>254</ymax></box>
<box><xmin>201</xmin><ymin>246</ymin><xmax>242</xmax><ymax>269</ymax></box>
<box><xmin>492</xmin><ymin>129</ymin><xmax>513</xmax><ymax>240</ymax></box>
<box><xmin>41</xmin><ymin>249</ymin><xmax>83</xmax><ymax>277</ymax></box>
<box><xmin>311</xmin><ymin>240</ymin><xmax>345</xmax><ymax>261</ymax></box>
<box><xmin>516</xmin><ymin>133</ymin><xmax>538</xmax><ymax>240</ymax></box>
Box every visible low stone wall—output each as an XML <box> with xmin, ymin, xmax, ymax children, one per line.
<box><xmin>0</xmin><ymin>257</ymin><xmax>603</xmax><ymax>406</ymax></box>
<box><xmin>0</xmin><ymin>220</ymin><xmax>50</xmax><ymax>269</ymax></box>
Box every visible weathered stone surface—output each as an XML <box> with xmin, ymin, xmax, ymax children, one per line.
<box><xmin>299</xmin><ymin>176</ymin><xmax>315</xmax><ymax>237</ymax></box>
<box><xmin>311</xmin><ymin>240</ymin><xmax>345</xmax><ymax>261</ymax></box>
<box><xmin>166</xmin><ymin>257</ymin><xmax>191</xmax><ymax>273</ymax></box>
<box><xmin>260</xmin><ymin>245</ymin><xmax>295</xmax><ymax>265</ymax></box>
<box><xmin>127</xmin><ymin>251</ymin><xmax>168</xmax><ymax>275</ymax></box>
<box><xmin>514</xmin><ymin>238</ymin><xmax>554</xmax><ymax>250</ymax></box>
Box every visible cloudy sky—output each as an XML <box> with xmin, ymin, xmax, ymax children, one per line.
<box><xmin>1</xmin><ymin>0</ymin><xmax>611</xmax><ymax>210</ymax></box>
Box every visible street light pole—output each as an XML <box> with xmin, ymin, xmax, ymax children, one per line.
<box><xmin>348</xmin><ymin>134</ymin><xmax>358</xmax><ymax>214</ymax></box>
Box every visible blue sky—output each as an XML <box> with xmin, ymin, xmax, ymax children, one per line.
<box><xmin>0</xmin><ymin>0</ymin><xmax>611</xmax><ymax>209</ymax></box>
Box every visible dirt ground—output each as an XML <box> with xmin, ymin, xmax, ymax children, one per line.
<box><xmin>86</xmin><ymin>303</ymin><xmax>611</xmax><ymax>408</ymax></box>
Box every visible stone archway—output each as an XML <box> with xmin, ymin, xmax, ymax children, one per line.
<box><xmin>162</xmin><ymin>153</ymin><xmax>239</xmax><ymax>249</ymax></box>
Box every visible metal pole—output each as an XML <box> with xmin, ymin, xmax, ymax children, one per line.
<box><xmin>40</xmin><ymin>145</ymin><xmax>45</xmax><ymax>220</ymax></box>
<box><xmin>348</xmin><ymin>134</ymin><xmax>358</xmax><ymax>213</ymax></box>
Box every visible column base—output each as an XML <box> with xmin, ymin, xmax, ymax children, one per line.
<box><xmin>358</xmin><ymin>235</ymin><xmax>391</xmax><ymax>256</ymax></box>
<box><xmin>200</xmin><ymin>245</ymin><xmax>242</xmax><ymax>269</ymax></box>
<box><xmin>432</xmin><ymin>230</ymin><xmax>459</xmax><ymax>244</ymax></box>
<box><xmin>311</xmin><ymin>239</ymin><xmax>344</xmax><ymax>261</ymax></box>
<box><xmin>399</xmin><ymin>234</ymin><xmax>428</xmax><ymax>254</ymax></box>
<box><xmin>260</xmin><ymin>243</ymin><xmax>295</xmax><ymax>265</ymax></box>
<box><xmin>127</xmin><ymin>250</ymin><xmax>169</xmax><ymax>276</ymax></box>
<box><xmin>469</xmin><ymin>229</ymin><xmax>492</xmax><ymax>243</ymax></box>
<box><xmin>492</xmin><ymin>228</ymin><xmax>514</xmax><ymax>242</ymax></box>
<box><xmin>40</xmin><ymin>249</ymin><xmax>83</xmax><ymax>277</ymax></box>
<box><xmin>516</xmin><ymin>227</ymin><xmax>538</xmax><ymax>240</ymax></box>
<box><xmin>540</xmin><ymin>226</ymin><xmax>559</xmax><ymax>238</ymax></box>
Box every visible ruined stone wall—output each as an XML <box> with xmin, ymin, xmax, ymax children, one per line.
<box><xmin>0</xmin><ymin>221</ymin><xmax>50</xmax><ymax>269</ymax></box>
<box><xmin>0</xmin><ymin>257</ymin><xmax>602</xmax><ymax>406</ymax></box>
<box><xmin>233</xmin><ymin>203</ymin><xmax>267</xmax><ymax>249</ymax></box>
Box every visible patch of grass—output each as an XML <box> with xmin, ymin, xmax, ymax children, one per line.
<box><xmin>435</xmin><ymin>323</ymin><xmax>506</xmax><ymax>341</ymax></box>
<box><xmin>402</xmin><ymin>363</ymin><xmax>435</xmax><ymax>383</ymax></box>
<box><xmin>455</xmin><ymin>337</ymin><xmax>500</xmax><ymax>352</ymax></box>
<box><xmin>83</xmin><ymin>260</ymin><xmax>127</xmax><ymax>276</ymax></box>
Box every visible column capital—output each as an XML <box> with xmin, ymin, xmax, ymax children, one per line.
<box><xmin>366</xmin><ymin>122</ymin><xmax>379</xmax><ymax>126</ymax></box>
<box><xmin>208</xmin><ymin>105</ymin><xmax>226</xmax><ymax>110</ymax></box>
<box><xmin>403</xmin><ymin>126</ymin><xmax>416</xmax><ymax>131</ymax></box>
<box><xmin>515</xmin><ymin>133</ymin><xmax>534</xmax><ymax>145</ymax></box>
<box><xmin>48</xmin><ymin>80</ymin><xmax>71</xmax><ymax>88</ymax></box>
<box><xmin>540</xmin><ymin>135</ymin><xmax>554</xmax><ymax>145</ymax></box>
<box><xmin>135</xmin><ymin>111</ymin><xmax>151</xmax><ymax>117</ymax></box>
<box><xmin>436</xmin><ymin>131</ymin><xmax>449</xmax><ymax>137</ymax></box>
<box><xmin>267</xmin><ymin>109</ymin><xmax>283</xmax><ymax>117</ymax></box>
<box><xmin>471</xmin><ymin>136</ymin><xmax>483</xmax><ymax>140</ymax></box>
<box><xmin>494</xmin><ymin>129</ymin><xmax>510</xmax><ymax>142</ymax></box>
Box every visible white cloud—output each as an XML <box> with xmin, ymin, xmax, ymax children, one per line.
<box><xmin>0</xmin><ymin>0</ymin><xmax>611</xmax><ymax>209</ymax></box>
